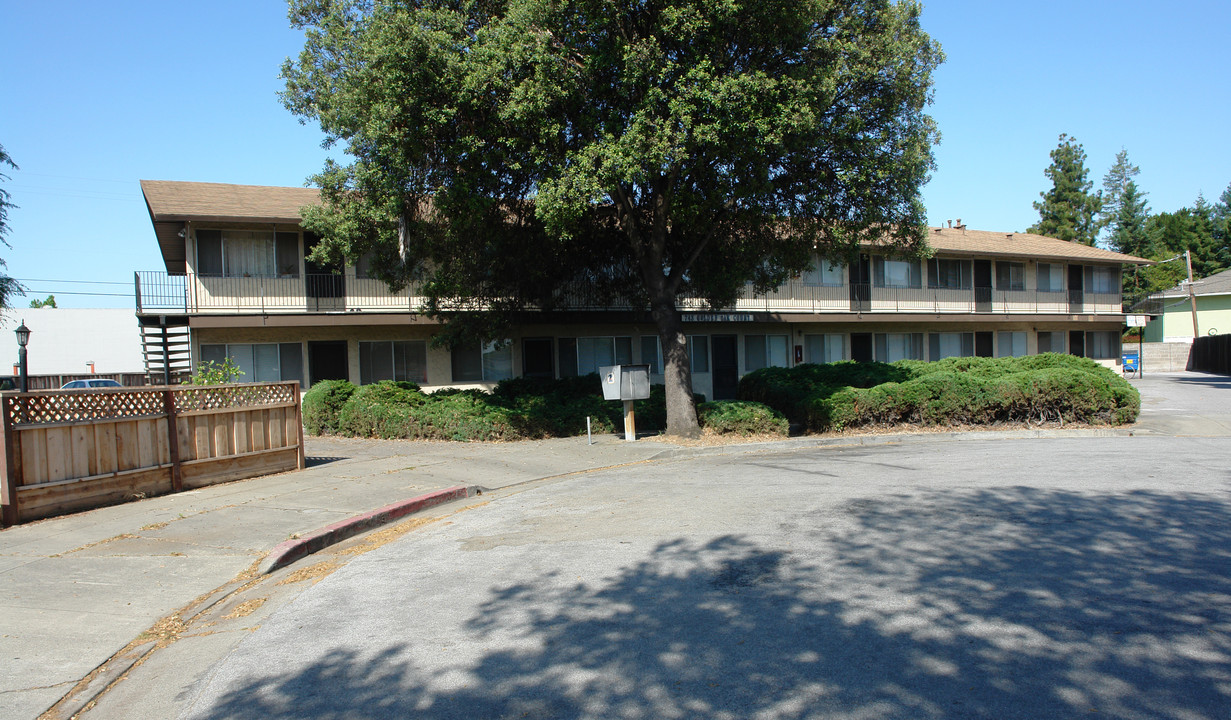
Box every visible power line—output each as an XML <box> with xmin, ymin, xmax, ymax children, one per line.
<box><xmin>20</xmin><ymin>290</ymin><xmax>134</xmax><ymax>298</ymax></box>
<box><xmin>14</xmin><ymin>278</ymin><xmax>132</xmax><ymax>286</ymax></box>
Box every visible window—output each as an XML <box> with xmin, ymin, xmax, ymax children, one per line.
<box><xmin>1085</xmin><ymin>266</ymin><xmax>1118</xmax><ymax>294</ymax></box>
<box><xmin>802</xmin><ymin>260</ymin><xmax>845</xmax><ymax>287</ymax></box>
<box><xmin>1037</xmin><ymin>331</ymin><xmax>1065</xmax><ymax>354</ymax></box>
<box><xmin>640</xmin><ymin>336</ymin><xmax>662</xmax><ymax>374</ymax></box>
<box><xmin>199</xmin><ymin>343</ymin><xmax>303</xmax><ymax>384</ymax></box>
<box><xmin>929</xmin><ymin>332</ymin><xmax>974</xmax><ymax>360</ymax></box>
<box><xmin>556</xmin><ymin>337</ymin><xmax>633</xmax><ymax>377</ymax></box>
<box><xmin>1085</xmin><ymin>331</ymin><xmax>1119</xmax><ymax>360</ymax></box>
<box><xmin>688</xmin><ymin>335</ymin><xmax>709</xmax><ymax>373</ymax></box>
<box><xmin>996</xmin><ymin>262</ymin><xmax>1025</xmax><ymax>291</ymax></box>
<box><xmin>873</xmin><ymin>258</ymin><xmax>922</xmax><ymax>288</ymax></box>
<box><xmin>928</xmin><ymin>259</ymin><xmax>972</xmax><ymax>289</ymax></box>
<box><xmin>744</xmin><ymin>335</ymin><xmax>789</xmax><ymax>372</ymax></box>
<box><xmin>874</xmin><ymin>333</ymin><xmax>923</xmax><ymax>362</ymax></box>
<box><xmin>451</xmin><ymin>341</ymin><xmax>513</xmax><ymax>382</ymax></box>
<box><xmin>997</xmin><ymin>331</ymin><xmax>1027</xmax><ymax>358</ymax></box>
<box><xmin>1037</xmin><ymin>263</ymin><xmax>1064</xmax><ymax>292</ymax></box>
<box><xmin>195</xmin><ymin>229</ymin><xmax>300</xmax><ymax>278</ymax></box>
<box><xmin>804</xmin><ymin>334</ymin><xmax>845</xmax><ymax>364</ymax></box>
<box><xmin>359</xmin><ymin>341</ymin><xmax>427</xmax><ymax>384</ymax></box>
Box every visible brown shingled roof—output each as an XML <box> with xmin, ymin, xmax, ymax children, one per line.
<box><xmin>923</xmin><ymin>226</ymin><xmax>1150</xmax><ymax>265</ymax></box>
<box><xmin>141</xmin><ymin>180</ymin><xmax>320</xmax><ymax>224</ymax></box>
<box><xmin>141</xmin><ymin>180</ymin><xmax>322</xmax><ymax>273</ymax></box>
<box><xmin>140</xmin><ymin>180</ymin><xmax>1152</xmax><ymax>274</ymax></box>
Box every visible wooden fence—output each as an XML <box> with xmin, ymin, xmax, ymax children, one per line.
<box><xmin>0</xmin><ymin>382</ymin><xmax>305</xmax><ymax>525</ymax></box>
<box><xmin>1191</xmin><ymin>334</ymin><xmax>1231</xmax><ymax>375</ymax></box>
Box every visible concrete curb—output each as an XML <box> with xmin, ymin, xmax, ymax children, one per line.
<box><xmin>258</xmin><ymin>485</ymin><xmax>480</xmax><ymax>574</ymax></box>
<box><xmin>643</xmin><ymin>426</ymin><xmax>1138</xmax><ymax>461</ymax></box>
<box><xmin>257</xmin><ymin>426</ymin><xmax>1144</xmax><ymax>574</ymax></box>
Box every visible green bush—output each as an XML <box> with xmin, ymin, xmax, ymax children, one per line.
<box><xmin>747</xmin><ymin>354</ymin><xmax>1139</xmax><ymax>432</ymax></box>
<box><xmin>410</xmin><ymin>389</ymin><xmax>521</xmax><ymax>441</ymax></box>
<box><xmin>303</xmin><ymin>379</ymin><xmax>357</xmax><ymax>435</ymax></box>
<box><xmin>698</xmin><ymin>401</ymin><xmax>789</xmax><ymax>436</ymax></box>
<box><xmin>337</xmin><ymin>381</ymin><xmax>426</xmax><ymax>438</ymax></box>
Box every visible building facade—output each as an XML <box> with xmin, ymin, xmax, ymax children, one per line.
<box><xmin>1140</xmin><ymin>268</ymin><xmax>1231</xmax><ymax>343</ymax></box>
<box><xmin>137</xmin><ymin>181</ymin><xmax>1148</xmax><ymax>399</ymax></box>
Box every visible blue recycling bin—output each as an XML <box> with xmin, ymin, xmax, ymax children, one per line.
<box><xmin>1122</xmin><ymin>352</ymin><xmax>1139</xmax><ymax>373</ymax></box>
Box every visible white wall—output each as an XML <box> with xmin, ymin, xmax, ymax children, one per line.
<box><xmin>0</xmin><ymin>309</ymin><xmax>144</xmax><ymax>375</ymax></box>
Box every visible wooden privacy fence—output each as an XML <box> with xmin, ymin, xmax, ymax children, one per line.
<box><xmin>1191</xmin><ymin>334</ymin><xmax>1231</xmax><ymax>375</ymax></box>
<box><xmin>0</xmin><ymin>382</ymin><xmax>305</xmax><ymax>525</ymax></box>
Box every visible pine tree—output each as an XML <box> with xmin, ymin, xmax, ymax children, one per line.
<box><xmin>1108</xmin><ymin>180</ymin><xmax>1150</xmax><ymax>257</ymax></box>
<box><xmin>1028</xmin><ymin>134</ymin><xmax>1103</xmax><ymax>245</ymax></box>
<box><xmin>1100</xmin><ymin>148</ymin><xmax>1140</xmax><ymax>246</ymax></box>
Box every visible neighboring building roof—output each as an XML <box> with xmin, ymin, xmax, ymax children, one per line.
<box><xmin>1156</xmin><ymin>267</ymin><xmax>1231</xmax><ymax>298</ymax></box>
<box><xmin>0</xmin><ymin>309</ymin><xmax>144</xmax><ymax>375</ymax></box>
<box><xmin>140</xmin><ymin>180</ymin><xmax>1151</xmax><ymax>273</ymax></box>
<box><xmin>924</xmin><ymin>227</ymin><xmax>1150</xmax><ymax>265</ymax></box>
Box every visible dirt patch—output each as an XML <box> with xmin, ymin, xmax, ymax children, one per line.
<box><xmin>277</xmin><ymin>561</ymin><xmax>341</xmax><ymax>585</ymax></box>
<box><xmin>223</xmin><ymin>597</ymin><xmax>267</xmax><ymax>619</ymax></box>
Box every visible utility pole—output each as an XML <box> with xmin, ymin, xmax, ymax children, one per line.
<box><xmin>1185</xmin><ymin>249</ymin><xmax>1199</xmax><ymax>338</ymax></box>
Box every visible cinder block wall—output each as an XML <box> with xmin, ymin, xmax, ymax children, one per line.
<box><xmin>1132</xmin><ymin>341</ymin><xmax>1192</xmax><ymax>373</ymax></box>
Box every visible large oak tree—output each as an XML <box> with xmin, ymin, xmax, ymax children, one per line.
<box><xmin>282</xmin><ymin>0</ymin><xmax>942</xmax><ymax>436</ymax></box>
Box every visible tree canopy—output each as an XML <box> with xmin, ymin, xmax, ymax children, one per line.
<box><xmin>0</xmin><ymin>144</ymin><xmax>23</xmax><ymax>311</ymax></box>
<box><xmin>1029</xmin><ymin>134</ymin><xmax>1102</xmax><ymax>246</ymax></box>
<box><xmin>282</xmin><ymin>0</ymin><xmax>943</xmax><ymax>435</ymax></box>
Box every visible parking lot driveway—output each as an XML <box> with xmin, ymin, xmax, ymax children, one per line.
<box><xmin>1131</xmin><ymin>372</ymin><xmax>1231</xmax><ymax>436</ymax></box>
<box><xmin>181</xmin><ymin>435</ymin><xmax>1231</xmax><ymax>720</ymax></box>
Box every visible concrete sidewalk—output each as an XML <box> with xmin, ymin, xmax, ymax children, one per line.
<box><xmin>0</xmin><ymin>434</ymin><xmax>670</xmax><ymax>720</ymax></box>
<box><xmin>1</xmin><ymin>371</ymin><xmax>1226</xmax><ymax>719</ymax></box>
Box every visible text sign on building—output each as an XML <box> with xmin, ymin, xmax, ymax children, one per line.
<box><xmin>681</xmin><ymin>313</ymin><xmax>756</xmax><ymax>323</ymax></box>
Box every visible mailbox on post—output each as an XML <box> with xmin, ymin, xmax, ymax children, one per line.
<box><xmin>600</xmin><ymin>364</ymin><xmax>650</xmax><ymax>441</ymax></box>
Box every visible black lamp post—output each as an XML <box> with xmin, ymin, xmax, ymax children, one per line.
<box><xmin>15</xmin><ymin>320</ymin><xmax>30</xmax><ymax>393</ymax></box>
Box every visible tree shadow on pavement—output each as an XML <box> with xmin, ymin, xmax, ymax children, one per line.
<box><xmin>191</xmin><ymin>487</ymin><xmax>1231</xmax><ymax>719</ymax></box>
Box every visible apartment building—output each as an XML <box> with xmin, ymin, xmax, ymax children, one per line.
<box><xmin>137</xmin><ymin>181</ymin><xmax>1148</xmax><ymax>399</ymax></box>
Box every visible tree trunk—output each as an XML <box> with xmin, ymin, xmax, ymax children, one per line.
<box><xmin>652</xmin><ymin>296</ymin><xmax>701</xmax><ymax>438</ymax></box>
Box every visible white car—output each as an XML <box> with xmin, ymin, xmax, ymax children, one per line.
<box><xmin>60</xmin><ymin>379</ymin><xmax>123</xmax><ymax>389</ymax></box>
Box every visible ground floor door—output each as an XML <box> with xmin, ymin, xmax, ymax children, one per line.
<box><xmin>975</xmin><ymin>331</ymin><xmax>993</xmax><ymax>358</ymax></box>
<box><xmin>308</xmin><ymin>341</ymin><xmax>349</xmax><ymax>386</ymax></box>
<box><xmin>1068</xmin><ymin>330</ymin><xmax>1086</xmax><ymax>358</ymax></box>
<box><xmin>851</xmin><ymin>333</ymin><xmax>874</xmax><ymax>362</ymax></box>
<box><xmin>522</xmin><ymin>338</ymin><xmax>554</xmax><ymax>378</ymax></box>
<box><xmin>711</xmin><ymin>335</ymin><xmax>739</xmax><ymax>400</ymax></box>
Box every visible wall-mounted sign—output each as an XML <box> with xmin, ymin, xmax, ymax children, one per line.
<box><xmin>681</xmin><ymin>313</ymin><xmax>756</xmax><ymax>323</ymax></box>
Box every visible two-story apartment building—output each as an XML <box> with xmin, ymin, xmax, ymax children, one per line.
<box><xmin>137</xmin><ymin>180</ymin><xmax>1149</xmax><ymax>399</ymax></box>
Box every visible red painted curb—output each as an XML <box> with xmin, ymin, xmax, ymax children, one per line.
<box><xmin>259</xmin><ymin>485</ymin><xmax>478</xmax><ymax>574</ymax></box>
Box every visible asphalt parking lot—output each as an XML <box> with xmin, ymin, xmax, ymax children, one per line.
<box><xmin>4</xmin><ymin>371</ymin><xmax>1230</xmax><ymax>719</ymax></box>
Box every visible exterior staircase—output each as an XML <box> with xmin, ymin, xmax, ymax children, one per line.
<box><xmin>139</xmin><ymin>316</ymin><xmax>192</xmax><ymax>385</ymax></box>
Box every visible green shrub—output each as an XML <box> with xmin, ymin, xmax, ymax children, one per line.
<box><xmin>303</xmin><ymin>379</ymin><xmax>357</xmax><ymax>435</ymax></box>
<box><xmin>411</xmin><ymin>389</ymin><xmax>521</xmax><ymax>441</ymax></box>
<box><xmin>699</xmin><ymin>401</ymin><xmax>789</xmax><ymax>436</ymax></box>
<box><xmin>753</xmin><ymin>354</ymin><xmax>1139</xmax><ymax>432</ymax></box>
<box><xmin>336</xmin><ymin>381</ymin><xmax>426</xmax><ymax>438</ymax></box>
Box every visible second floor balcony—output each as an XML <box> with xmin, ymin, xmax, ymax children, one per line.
<box><xmin>134</xmin><ymin>271</ymin><xmax>1126</xmax><ymax>318</ymax></box>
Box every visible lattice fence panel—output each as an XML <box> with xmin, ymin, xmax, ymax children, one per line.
<box><xmin>172</xmin><ymin>383</ymin><xmax>298</xmax><ymax>414</ymax></box>
<box><xmin>5</xmin><ymin>390</ymin><xmax>167</xmax><ymax>426</ymax></box>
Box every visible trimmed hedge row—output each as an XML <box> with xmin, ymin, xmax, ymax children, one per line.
<box><xmin>740</xmin><ymin>354</ymin><xmax>1139</xmax><ymax>431</ymax></box>
<box><xmin>301</xmin><ymin>375</ymin><xmax>767</xmax><ymax>441</ymax></box>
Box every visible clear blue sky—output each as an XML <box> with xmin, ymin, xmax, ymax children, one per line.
<box><xmin>2</xmin><ymin>0</ymin><xmax>1229</xmax><ymax>310</ymax></box>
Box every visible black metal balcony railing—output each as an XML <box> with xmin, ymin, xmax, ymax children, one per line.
<box><xmin>133</xmin><ymin>271</ymin><xmax>1126</xmax><ymax>317</ymax></box>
